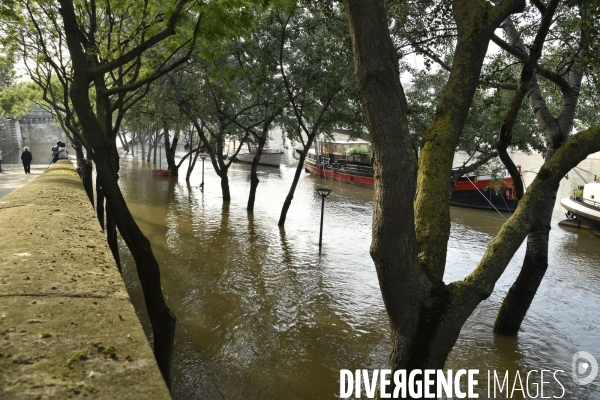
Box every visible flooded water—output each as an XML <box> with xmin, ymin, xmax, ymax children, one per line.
<box><xmin>116</xmin><ymin>147</ymin><xmax>600</xmax><ymax>399</ymax></box>
<box><xmin>2</xmin><ymin>142</ymin><xmax>55</xmax><ymax>165</ymax></box>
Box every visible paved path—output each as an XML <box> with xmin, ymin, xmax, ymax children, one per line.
<box><xmin>0</xmin><ymin>164</ymin><xmax>49</xmax><ymax>200</ymax></box>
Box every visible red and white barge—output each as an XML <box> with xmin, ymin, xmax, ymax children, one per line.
<box><xmin>302</xmin><ymin>140</ymin><xmax>518</xmax><ymax>211</ymax></box>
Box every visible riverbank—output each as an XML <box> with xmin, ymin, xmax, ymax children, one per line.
<box><xmin>0</xmin><ymin>161</ymin><xmax>171</xmax><ymax>399</ymax></box>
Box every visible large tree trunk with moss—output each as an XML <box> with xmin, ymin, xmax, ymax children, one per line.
<box><xmin>342</xmin><ymin>0</ymin><xmax>533</xmax><ymax>391</ymax></box>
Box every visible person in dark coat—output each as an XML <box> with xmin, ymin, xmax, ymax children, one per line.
<box><xmin>21</xmin><ymin>147</ymin><xmax>33</xmax><ymax>174</ymax></box>
<box><xmin>51</xmin><ymin>141</ymin><xmax>60</xmax><ymax>163</ymax></box>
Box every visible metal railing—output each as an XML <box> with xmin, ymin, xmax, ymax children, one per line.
<box><xmin>572</xmin><ymin>190</ymin><xmax>600</xmax><ymax>211</ymax></box>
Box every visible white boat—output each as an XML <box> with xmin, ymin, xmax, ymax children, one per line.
<box><xmin>234</xmin><ymin>146</ymin><xmax>283</xmax><ymax>167</ymax></box>
<box><xmin>560</xmin><ymin>182</ymin><xmax>600</xmax><ymax>234</ymax></box>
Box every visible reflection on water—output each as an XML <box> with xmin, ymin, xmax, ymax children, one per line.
<box><xmin>117</xmin><ymin>149</ymin><xmax>600</xmax><ymax>399</ymax></box>
<box><xmin>3</xmin><ymin>142</ymin><xmax>56</xmax><ymax>165</ymax></box>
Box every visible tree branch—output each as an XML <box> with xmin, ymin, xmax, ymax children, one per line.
<box><xmin>410</xmin><ymin>42</ymin><xmax>452</xmax><ymax>72</ymax></box>
<box><xmin>491</xmin><ymin>33</ymin><xmax>572</xmax><ymax>93</ymax></box>
<box><xmin>462</xmin><ymin>126</ymin><xmax>600</xmax><ymax>299</ymax></box>
<box><xmin>91</xmin><ymin>0</ymin><xmax>191</xmax><ymax>76</ymax></box>
<box><xmin>495</xmin><ymin>0</ymin><xmax>560</xmax><ymax>200</ymax></box>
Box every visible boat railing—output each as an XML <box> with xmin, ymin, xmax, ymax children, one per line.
<box><xmin>576</xmin><ymin>197</ymin><xmax>600</xmax><ymax>210</ymax></box>
<box><xmin>333</xmin><ymin>160</ymin><xmax>372</xmax><ymax>174</ymax></box>
<box><xmin>344</xmin><ymin>164</ymin><xmax>372</xmax><ymax>173</ymax></box>
<box><xmin>571</xmin><ymin>187</ymin><xmax>600</xmax><ymax>210</ymax></box>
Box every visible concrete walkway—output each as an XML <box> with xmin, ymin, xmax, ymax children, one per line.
<box><xmin>0</xmin><ymin>164</ymin><xmax>49</xmax><ymax>200</ymax></box>
<box><xmin>0</xmin><ymin>161</ymin><xmax>171</xmax><ymax>399</ymax></box>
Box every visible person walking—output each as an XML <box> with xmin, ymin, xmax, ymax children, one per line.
<box><xmin>0</xmin><ymin>147</ymin><xmax>3</xmax><ymax>172</ymax></box>
<box><xmin>21</xmin><ymin>147</ymin><xmax>33</xmax><ymax>174</ymax></box>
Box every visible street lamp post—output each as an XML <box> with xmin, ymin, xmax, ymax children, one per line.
<box><xmin>158</xmin><ymin>144</ymin><xmax>163</xmax><ymax>170</ymax></box>
<box><xmin>189</xmin><ymin>135</ymin><xmax>194</xmax><ymax>166</ymax></box>
<box><xmin>200</xmin><ymin>152</ymin><xmax>207</xmax><ymax>189</ymax></box>
<box><xmin>316</xmin><ymin>188</ymin><xmax>332</xmax><ymax>250</ymax></box>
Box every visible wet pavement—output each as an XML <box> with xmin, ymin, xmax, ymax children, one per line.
<box><xmin>0</xmin><ymin>164</ymin><xmax>48</xmax><ymax>200</ymax></box>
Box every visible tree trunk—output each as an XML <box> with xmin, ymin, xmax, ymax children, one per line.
<box><xmin>95</xmin><ymin>154</ymin><xmax>176</xmax><ymax>386</ymax></box>
<box><xmin>186</xmin><ymin>146</ymin><xmax>199</xmax><ymax>182</ymax></box>
<box><xmin>278</xmin><ymin>136</ymin><xmax>316</xmax><ymax>226</ymax></box>
<box><xmin>219</xmin><ymin>168</ymin><xmax>231</xmax><ymax>202</ymax></box>
<box><xmin>494</xmin><ymin>218</ymin><xmax>550</xmax><ymax>335</ymax></box>
<box><xmin>72</xmin><ymin>135</ymin><xmax>84</xmax><ymax>166</ymax></box>
<box><xmin>343</xmin><ymin>0</ymin><xmax>423</xmax><ymax>378</ymax></box>
<box><xmin>96</xmin><ymin>181</ymin><xmax>105</xmax><ymax>230</ymax></box>
<box><xmin>118</xmin><ymin>130</ymin><xmax>129</xmax><ymax>152</ymax></box>
<box><xmin>247</xmin><ymin>135</ymin><xmax>267</xmax><ymax>212</ymax></box>
<box><xmin>153</xmin><ymin>128</ymin><xmax>158</xmax><ymax>164</ymax></box>
<box><xmin>72</xmin><ymin>135</ymin><xmax>93</xmax><ymax>205</ymax></box>
<box><xmin>105</xmin><ymin>203</ymin><xmax>122</xmax><ymax>273</ymax></box>
<box><xmin>187</xmin><ymin>130</ymin><xmax>194</xmax><ymax>181</ymax></box>
<box><xmin>493</xmin><ymin>10</ymin><xmax>585</xmax><ymax>335</ymax></box>
<box><xmin>58</xmin><ymin>0</ymin><xmax>177</xmax><ymax>385</ymax></box>
<box><xmin>163</xmin><ymin>120</ymin><xmax>179</xmax><ymax>176</ymax></box>
<box><xmin>83</xmin><ymin>158</ymin><xmax>94</xmax><ymax>206</ymax></box>
<box><xmin>342</xmin><ymin>1</ymin><xmax>528</xmax><ymax>395</ymax></box>
<box><xmin>214</xmin><ymin>123</ymin><xmax>232</xmax><ymax>201</ymax></box>
<box><xmin>147</xmin><ymin>126</ymin><xmax>154</xmax><ymax>162</ymax></box>
<box><xmin>142</xmin><ymin>127</ymin><xmax>147</xmax><ymax>159</ymax></box>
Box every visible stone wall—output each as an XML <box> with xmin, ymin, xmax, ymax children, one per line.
<box><xmin>1</xmin><ymin>110</ymin><xmax>64</xmax><ymax>160</ymax></box>
<box><xmin>0</xmin><ymin>161</ymin><xmax>171</xmax><ymax>399</ymax></box>
<box><xmin>19</xmin><ymin>110</ymin><xmax>66</xmax><ymax>143</ymax></box>
<box><xmin>0</xmin><ymin>118</ymin><xmax>16</xmax><ymax>157</ymax></box>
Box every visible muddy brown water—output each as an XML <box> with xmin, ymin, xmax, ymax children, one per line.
<box><xmin>115</xmin><ymin>148</ymin><xmax>600</xmax><ymax>399</ymax></box>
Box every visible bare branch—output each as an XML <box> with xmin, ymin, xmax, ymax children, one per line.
<box><xmin>410</xmin><ymin>42</ymin><xmax>452</xmax><ymax>72</ymax></box>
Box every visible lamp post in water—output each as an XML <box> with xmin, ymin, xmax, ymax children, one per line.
<box><xmin>199</xmin><ymin>152</ymin><xmax>207</xmax><ymax>189</ymax></box>
<box><xmin>316</xmin><ymin>187</ymin><xmax>332</xmax><ymax>250</ymax></box>
<box><xmin>158</xmin><ymin>144</ymin><xmax>163</xmax><ymax>170</ymax></box>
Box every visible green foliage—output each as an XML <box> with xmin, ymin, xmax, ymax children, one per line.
<box><xmin>406</xmin><ymin>68</ymin><xmax>543</xmax><ymax>160</ymax></box>
<box><xmin>0</xmin><ymin>81</ymin><xmax>41</xmax><ymax>119</ymax></box>
<box><xmin>395</xmin><ymin>0</ymin><xmax>600</xmax><ymax>176</ymax></box>
<box><xmin>387</xmin><ymin>0</ymin><xmax>455</xmax><ymax>73</ymax></box>
<box><xmin>0</xmin><ymin>0</ymin><xmax>271</xmax><ymax>144</ymax></box>
<box><xmin>0</xmin><ymin>56</ymin><xmax>15</xmax><ymax>88</ymax></box>
<box><xmin>275</xmin><ymin>3</ymin><xmax>365</xmax><ymax>144</ymax></box>
<box><xmin>346</xmin><ymin>145</ymin><xmax>370</xmax><ymax>158</ymax></box>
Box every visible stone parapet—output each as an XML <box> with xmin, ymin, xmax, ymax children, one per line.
<box><xmin>0</xmin><ymin>161</ymin><xmax>171</xmax><ymax>399</ymax></box>
<box><xmin>19</xmin><ymin>118</ymin><xmax>65</xmax><ymax>143</ymax></box>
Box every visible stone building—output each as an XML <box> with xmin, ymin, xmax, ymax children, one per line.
<box><xmin>1</xmin><ymin>109</ymin><xmax>65</xmax><ymax>157</ymax></box>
